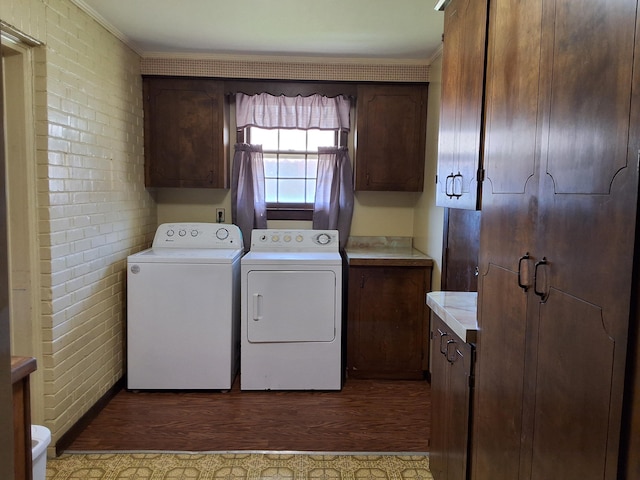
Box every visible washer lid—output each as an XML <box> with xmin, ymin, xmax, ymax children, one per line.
<box><xmin>128</xmin><ymin>247</ymin><xmax>243</xmax><ymax>264</ymax></box>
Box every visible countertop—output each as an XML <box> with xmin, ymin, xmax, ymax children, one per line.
<box><xmin>11</xmin><ymin>356</ymin><xmax>37</xmax><ymax>384</ymax></box>
<box><xmin>344</xmin><ymin>236</ymin><xmax>433</xmax><ymax>267</ymax></box>
<box><xmin>426</xmin><ymin>291</ymin><xmax>478</xmax><ymax>343</ymax></box>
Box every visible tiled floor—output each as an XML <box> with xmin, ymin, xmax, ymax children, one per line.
<box><xmin>47</xmin><ymin>452</ymin><xmax>433</xmax><ymax>480</ymax></box>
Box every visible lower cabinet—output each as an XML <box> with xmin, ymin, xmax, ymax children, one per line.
<box><xmin>430</xmin><ymin>313</ymin><xmax>474</xmax><ymax>480</ymax></box>
<box><xmin>346</xmin><ymin>264</ymin><xmax>432</xmax><ymax>379</ymax></box>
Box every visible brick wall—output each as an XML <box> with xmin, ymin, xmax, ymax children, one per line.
<box><xmin>1</xmin><ymin>0</ymin><xmax>157</xmax><ymax>447</ymax></box>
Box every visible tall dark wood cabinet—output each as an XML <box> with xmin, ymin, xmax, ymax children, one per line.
<box><xmin>143</xmin><ymin>77</ymin><xmax>229</xmax><ymax>188</ymax></box>
<box><xmin>355</xmin><ymin>84</ymin><xmax>427</xmax><ymax>192</ymax></box>
<box><xmin>435</xmin><ymin>0</ymin><xmax>489</xmax><ymax>209</ymax></box>
<box><xmin>472</xmin><ymin>1</ymin><xmax>640</xmax><ymax>480</ymax></box>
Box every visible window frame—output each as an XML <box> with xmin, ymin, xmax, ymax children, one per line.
<box><xmin>238</xmin><ymin>127</ymin><xmax>348</xmax><ymax>221</ymax></box>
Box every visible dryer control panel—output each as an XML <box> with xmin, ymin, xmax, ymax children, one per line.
<box><xmin>250</xmin><ymin>229</ymin><xmax>339</xmax><ymax>252</ymax></box>
<box><xmin>152</xmin><ymin>223</ymin><xmax>243</xmax><ymax>249</ymax></box>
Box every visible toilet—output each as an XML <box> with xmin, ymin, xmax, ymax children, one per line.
<box><xmin>31</xmin><ymin>425</ymin><xmax>50</xmax><ymax>480</ymax></box>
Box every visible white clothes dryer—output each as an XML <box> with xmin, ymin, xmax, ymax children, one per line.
<box><xmin>240</xmin><ymin>229</ymin><xmax>343</xmax><ymax>391</ymax></box>
<box><xmin>127</xmin><ymin>223</ymin><xmax>243</xmax><ymax>390</ymax></box>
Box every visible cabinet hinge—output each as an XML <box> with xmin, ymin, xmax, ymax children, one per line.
<box><xmin>478</xmin><ymin>168</ymin><xmax>485</xmax><ymax>182</ymax></box>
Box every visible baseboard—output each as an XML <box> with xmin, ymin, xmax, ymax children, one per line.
<box><xmin>55</xmin><ymin>376</ymin><xmax>125</xmax><ymax>456</ymax></box>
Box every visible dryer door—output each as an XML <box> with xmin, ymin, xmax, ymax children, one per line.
<box><xmin>246</xmin><ymin>270</ymin><xmax>337</xmax><ymax>342</ymax></box>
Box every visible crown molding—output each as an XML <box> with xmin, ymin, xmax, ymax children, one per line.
<box><xmin>70</xmin><ymin>0</ymin><xmax>144</xmax><ymax>56</ymax></box>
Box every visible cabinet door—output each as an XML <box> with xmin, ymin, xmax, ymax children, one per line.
<box><xmin>474</xmin><ymin>1</ymin><xmax>640</xmax><ymax>479</ymax></box>
<box><xmin>429</xmin><ymin>316</ymin><xmax>450</xmax><ymax>480</ymax></box>
<box><xmin>446</xmin><ymin>336</ymin><xmax>473</xmax><ymax>480</ymax></box>
<box><xmin>442</xmin><ymin>208</ymin><xmax>481</xmax><ymax>292</ymax></box>
<box><xmin>430</xmin><ymin>314</ymin><xmax>474</xmax><ymax>480</ymax></box>
<box><xmin>435</xmin><ymin>0</ymin><xmax>489</xmax><ymax>209</ymax></box>
<box><xmin>528</xmin><ymin>1</ymin><xmax>640</xmax><ymax>478</ymax></box>
<box><xmin>473</xmin><ymin>0</ymin><xmax>542</xmax><ymax>475</ymax></box>
<box><xmin>355</xmin><ymin>85</ymin><xmax>427</xmax><ymax>192</ymax></box>
<box><xmin>144</xmin><ymin>78</ymin><xmax>229</xmax><ymax>188</ymax></box>
<box><xmin>347</xmin><ymin>266</ymin><xmax>427</xmax><ymax>379</ymax></box>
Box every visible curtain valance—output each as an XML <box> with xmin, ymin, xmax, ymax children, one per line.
<box><xmin>236</xmin><ymin>92</ymin><xmax>351</xmax><ymax>131</ymax></box>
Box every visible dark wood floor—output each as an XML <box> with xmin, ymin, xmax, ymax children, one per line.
<box><xmin>66</xmin><ymin>377</ymin><xmax>431</xmax><ymax>453</ymax></box>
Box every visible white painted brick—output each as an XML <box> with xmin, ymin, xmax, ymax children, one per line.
<box><xmin>6</xmin><ymin>0</ymin><xmax>157</xmax><ymax>446</ymax></box>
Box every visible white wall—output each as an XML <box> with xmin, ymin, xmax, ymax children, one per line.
<box><xmin>413</xmin><ymin>53</ymin><xmax>444</xmax><ymax>290</ymax></box>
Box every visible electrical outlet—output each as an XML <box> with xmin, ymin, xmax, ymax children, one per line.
<box><xmin>216</xmin><ymin>208</ymin><xmax>225</xmax><ymax>223</ymax></box>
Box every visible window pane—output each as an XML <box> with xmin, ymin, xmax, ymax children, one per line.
<box><xmin>265</xmin><ymin>178</ymin><xmax>278</xmax><ymax>203</ymax></box>
<box><xmin>308</xmin><ymin>129</ymin><xmax>335</xmax><ymax>150</ymax></box>
<box><xmin>263</xmin><ymin>153</ymin><xmax>278</xmax><ymax>177</ymax></box>
<box><xmin>251</xmin><ymin>128</ymin><xmax>279</xmax><ymax>150</ymax></box>
<box><xmin>280</xmin><ymin>129</ymin><xmax>307</xmax><ymax>151</ymax></box>
<box><xmin>279</xmin><ymin>154</ymin><xmax>306</xmax><ymax>178</ymax></box>
<box><xmin>278</xmin><ymin>179</ymin><xmax>306</xmax><ymax>203</ymax></box>
<box><xmin>306</xmin><ymin>156</ymin><xmax>318</xmax><ymax>177</ymax></box>
<box><xmin>306</xmin><ymin>179</ymin><xmax>316</xmax><ymax>203</ymax></box>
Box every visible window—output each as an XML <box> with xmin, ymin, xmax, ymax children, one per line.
<box><xmin>243</xmin><ymin>127</ymin><xmax>343</xmax><ymax>220</ymax></box>
<box><xmin>235</xmin><ymin>91</ymin><xmax>351</xmax><ymax>221</ymax></box>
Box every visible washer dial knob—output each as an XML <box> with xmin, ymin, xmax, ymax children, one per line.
<box><xmin>216</xmin><ymin>228</ymin><xmax>229</xmax><ymax>240</ymax></box>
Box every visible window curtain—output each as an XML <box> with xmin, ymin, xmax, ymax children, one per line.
<box><xmin>234</xmin><ymin>92</ymin><xmax>353</xmax><ymax>248</ymax></box>
<box><xmin>312</xmin><ymin>147</ymin><xmax>354</xmax><ymax>250</ymax></box>
<box><xmin>236</xmin><ymin>92</ymin><xmax>351</xmax><ymax>131</ymax></box>
<box><xmin>231</xmin><ymin>143</ymin><xmax>267</xmax><ymax>251</ymax></box>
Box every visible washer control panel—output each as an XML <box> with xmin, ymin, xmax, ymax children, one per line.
<box><xmin>152</xmin><ymin>223</ymin><xmax>243</xmax><ymax>248</ymax></box>
<box><xmin>250</xmin><ymin>229</ymin><xmax>339</xmax><ymax>251</ymax></box>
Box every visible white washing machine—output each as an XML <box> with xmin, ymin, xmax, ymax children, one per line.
<box><xmin>127</xmin><ymin>222</ymin><xmax>243</xmax><ymax>390</ymax></box>
<box><xmin>240</xmin><ymin>229</ymin><xmax>343</xmax><ymax>391</ymax></box>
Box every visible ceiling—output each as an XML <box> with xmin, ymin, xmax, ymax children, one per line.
<box><xmin>73</xmin><ymin>0</ymin><xmax>444</xmax><ymax>63</ymax></box>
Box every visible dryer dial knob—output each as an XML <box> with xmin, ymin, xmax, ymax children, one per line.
<box><xmin>216</xmin><ymin>228</ymin><xmax>229</xmax><ymax>240</ymax></box>
<box><xmin>317</xmin><ymin>233</ymin><xmax>331</xmax><ymax>245</ymax></box>
<box><xmin>178</xmin><ymin>229</ymin><xmax>186</xmax><ymax>237</ymax></box>
<box><xmin>166</xmin><ymin>229</ymin><xmax>175</xmax><ymax>237</ymax></box>
<box><xmin>296</xmin><ymin>235</ymin><xmax>304</xmax><ymax>242</ymax></box>
<box><xmin>190</xmin><ymin>229</ymin><xmax>198</xmax><ymax>237</ymax></box>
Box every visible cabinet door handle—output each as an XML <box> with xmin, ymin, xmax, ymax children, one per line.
<box><xmin>446</xmin><ymin>339</ymin><xmax>458</xmax><ymax>363</ymax></box>
<box><xmin>534</xmin><ymin>257</ymin><xmax>548</xmax><ymax>300</ymax></box>
<box><xmin>438</xmin><ymin>328</ymin><xmax>449</xmax><ymax>354</ymax></box>
<box><xmin>452</xmin><ymin>172</ymin><xmax>463</xmax><ymax>198</ymax></box>
<box><xmin>518</xmin><ymin>252</ymin><xmax>530</xmax><ymax>291</ymax></box>
<box><xmin>445</xmin><ymin>173</ymin><xmax>455</xmax><ymax>197</ymax></box>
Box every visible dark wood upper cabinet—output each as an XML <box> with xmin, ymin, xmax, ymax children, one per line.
<box><xmin>354</xmin><ymin>84</ymin><xmax>428</xmax><ymax>192</ymax></box>
<box><xmin>435</xmin><ymin>0</ymin><xmax>489</xmax><ymax>210</ymax></box>
<box><xmin>143</xmin><ymin>77</ymin><xmax>229</xmax><ymax>188</ymax></box>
